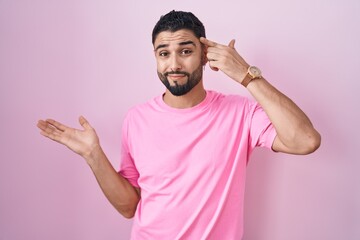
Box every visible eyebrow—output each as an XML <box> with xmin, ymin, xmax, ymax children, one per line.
<box><xmin>154</xmin><ymin>40</ymin><xmax>196</xmax><ymax>51</ymax></box>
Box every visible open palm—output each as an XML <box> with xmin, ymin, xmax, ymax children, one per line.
<box><xmin>37</xmin><ymin>116</ymin><xmax>100</xmax><ymax>158</ymax></box>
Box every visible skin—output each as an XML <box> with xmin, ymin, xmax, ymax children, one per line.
<box><xmin>37</xmin><ymin>117</ymin><xmax>140</xmax><ymax>218</ymax></box>
<box><xmin>200</xmin><ymin>36</ymin><xmax>321</xmax><ymax>154</ymax></box>
<box><xmin>154</xmin><ymin>30</ymin><xmax>207</xmax><ymax>108</ymax></box>
<box><xmin>37</xmin><ymin>29</ymin><xmax>321</xmax><ymax>219</ymax></box>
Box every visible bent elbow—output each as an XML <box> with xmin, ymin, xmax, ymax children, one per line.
<box><xmin>122</xmin><ymin>209</ymin><xmax>136</xmax><ymax>219</ymax></box>
<box><xmin>118</xmin><ymin>204</ymin><xmax>137</xmax><ymax>219</ymax></box>
<box><xmin>117</xmin><ymin>198</ymin><xmax>139</xmax><ymax>219</ymax></box>
<box><xmin>302</xmin><ymin>131</ymin><xmax>321</xmax><ymax>154</ymax></box>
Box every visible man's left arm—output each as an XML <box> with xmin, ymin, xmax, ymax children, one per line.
<box><xmin>247</xmin><ymin>78</ymin><xmax>321</xmax><ymax>154</ymax></box>
<box><xmin>200</xmin><ymin>37</ymin><xmax>321</xmax><ymax>155</ymax></box>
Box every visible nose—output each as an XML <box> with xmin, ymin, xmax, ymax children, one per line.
<box><xmin>169</xmin><ymin>54</ymin><xmax>182</xmax><ymax>72</ymax></box>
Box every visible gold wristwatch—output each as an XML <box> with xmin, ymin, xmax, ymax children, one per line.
<box><xmin>241</xmin><ymin>66</ymin><xmax>262</xmax><ymax>87</ymax></box>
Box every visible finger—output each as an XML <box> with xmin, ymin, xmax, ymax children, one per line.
<box><xmin>206</xmin><ymin>52</ymin><xmax>222</xmax><ymax>62</ymax></box>
<box><xmin>79</xmin><ymin>116</ymin><xmax>92</xmax><ymax>130</ymax></box>
<box><xmin>37</xmin><ymin>120</ymin><xmax>56</xmax><ymax>133</ymax></box>
<box><xmin>206</xmin><ymin>45</ymin><xmax>228</xmax><ymax>56</ymax></box>
<box><xmin>45</xmin><ymin>119</ymin><xmax>67</xmax><ymax>131</ymax></box>
<box><xmin>228</xmin><ymin>39</ymin><xmax>235</xmax><ymax>49</ymax></box>
<box><xmin>39</xmin><ymin>130</ymin><xmax>62</xmax><ymax>143</ymax></box>
<box><xmin>39</xmin><ymin>121</ymin><xmax>59</xmax><ymax>135</ymax></box>
<box><xmin>37</xmin><ymin>121</ymin><xmax>63</xmax><ymax>142</ymax></box>
<box><xmin>200</xmin><ymin>37</ymin><xmax>218</xmax><ymax>47</ymax></box>
<box><xmin>207</xmin><ymin>61</ymin><xmax>219</xmax><ymax>71</ymax></box>
<box><xmin>210</xmin><ymin>66</ymin><xmax>219</xmax><ymax>71</ymax></box>
<box><xmin>37</xmin><ymin>120</ymin><xmax>47</xmax><ymax>131</ymax></box>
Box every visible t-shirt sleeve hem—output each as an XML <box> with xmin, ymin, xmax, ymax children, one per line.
<box><xmin>265</xmin><ymin>126</ymin><xmax>278</xmax><ymax>151</ymax></box>
<box><xmin>118</xmin><ymin>171</ymin><xmax>140</xmax><ymax>188</ymax></box>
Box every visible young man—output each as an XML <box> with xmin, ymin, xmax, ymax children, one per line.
<box><xmin>37</xmin><ymin>10</ymin><xmax>320</xmax><ymax>240</ymax></box>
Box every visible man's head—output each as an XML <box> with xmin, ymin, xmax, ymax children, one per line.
<box><xmin>152</xmin><ymin>11</ymin><xmax>207</xmax><ymax>97</ymax></box>
<box><xmin>152</xmin><ymin>10</ymin><xmax>206</xmax><ymax>45</ymax></box>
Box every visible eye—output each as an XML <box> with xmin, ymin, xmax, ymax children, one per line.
<box><xmin>159</xmin><ymin>51</ymin><xmax>168</xmax><ymax>57</ymax></box>
<box><xmin>181</xmin><ymin>49</ymin><xmax>193</xmax><ymax>55</ymax></box>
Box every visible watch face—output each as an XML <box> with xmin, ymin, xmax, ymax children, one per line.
<box><xmin>249</xmin><ymin>66</ymin><xmax>262</xmax><ymax>77</ymax></box>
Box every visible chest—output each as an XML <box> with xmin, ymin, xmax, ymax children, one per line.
<box><xmin>127</xmin><ymin>110</ymin><xmax>247</xmax><ymax>187</ymax></box>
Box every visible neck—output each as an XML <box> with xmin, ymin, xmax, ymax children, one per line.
<box><xmin>163</xmin><ymin>81</ymin><xmax>206</xmax><ymax>109</ymax></box>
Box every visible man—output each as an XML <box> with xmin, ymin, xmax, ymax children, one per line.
<box><xmin>37</xmin><ymin>10</ymin><xmax>320</xmax><ymax>240</ymax></box>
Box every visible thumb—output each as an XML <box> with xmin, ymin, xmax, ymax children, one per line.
<box><xmin>228</xmin><ymin>39</ymin><xmax>235</xmax><ymax>49</ymax></box>
<box><xmin>79</xmin><ymin>116</ymin><xmax>92</xmax><ymax>130</ymax></box>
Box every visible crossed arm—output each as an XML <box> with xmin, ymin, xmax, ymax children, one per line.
<box><xmin>200</xmin><ymin>37</ymin><xmax>321</xmax><ymax>154</ymax></box>
<box><xmin>37</xmin><ymin>117</ymin><xmax>140</xmax><ymax>218</ymax></box>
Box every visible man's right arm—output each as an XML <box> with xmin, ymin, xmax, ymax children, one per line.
<box><xmin>86</xmin><ymin>145</ymin><xmax>140</xmax><ymax>218</ymax></box>
<box><xmin>37</xmin><ymin>116</ymin><xmax>140</xmax><ymax>218</ymax></box>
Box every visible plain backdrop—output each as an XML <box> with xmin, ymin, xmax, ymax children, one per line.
<box><xmin>1</xmin><ymin>0</ymin><xmax>359</xmax><ymax>239</ymax></box>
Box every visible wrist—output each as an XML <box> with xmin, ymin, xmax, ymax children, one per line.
<box><xmin>241</xmin><ymin>66</ymin><xmax>262</xmax><ymax>87</ymax></box>
<box><xmin>83</xmin><ymin>144</ymin><xmax>104</xmax><ymax>166</ymax></box>
<box><xmin>241</xmin><ymin>74</ymin><xmax>252</xmax><ymax>87</ymax></box>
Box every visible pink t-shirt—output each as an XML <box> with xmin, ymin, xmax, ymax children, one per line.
<box><xmin>119</xmin><ymin>90</ymin><xmax>276</xmax><ymax>240</ymax></box>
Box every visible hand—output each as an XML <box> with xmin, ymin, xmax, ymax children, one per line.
<box><xmin>37</xmin><ymin>116</ymin><xmax>100</xmax><ymax>159</ymax></box>
<box><xmin>200</xmin><ymin>37</ymin><xmax>249</xmax><ymax>83</ymax></box>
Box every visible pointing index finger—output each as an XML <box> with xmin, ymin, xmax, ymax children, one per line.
<box><xmin>200</xmin><ymin>37</ymin><xmax>217</xmax><ymax>47</ymax></box>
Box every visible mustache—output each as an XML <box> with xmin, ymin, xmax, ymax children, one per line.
<box><xmin>164</xmin><ymin>71</ymin><xmax>190</xmax><ymax>77</ymax></box>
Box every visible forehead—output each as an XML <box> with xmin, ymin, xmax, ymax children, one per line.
<box><xmin>153</xmin><ymin>29</ymin><xmax>200</xmax><ymax>49</ymax></box>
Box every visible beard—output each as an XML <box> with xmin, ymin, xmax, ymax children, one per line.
<box><xmin>157</xmin><ymin>63</ymin><xmax>203</xmax><ymax>96</ymax></box>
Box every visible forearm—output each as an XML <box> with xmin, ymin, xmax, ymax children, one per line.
<box><xmin>200</xmin><ymin>37</ymin><xmax>320</xmax><ymax>153</ymax></box>
<box><xmin>85</xmin><ymin>145</ymin><xmax>140</xmax><ymax>218</ymax></box>
<box><xmin>246</xmin><ymin>78</ymin><xmax>321</xmax><ymax>154</ymax></box>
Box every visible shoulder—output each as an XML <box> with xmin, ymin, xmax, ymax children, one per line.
<box><xmin>208</xmin><ymin>90</ymin><xmax>254</xmax><ymax>110</ymax></box>
<box><xmin>123</xmin><ymin>96</ymin><xmax>161</xmax><ymax>121</ymax></box>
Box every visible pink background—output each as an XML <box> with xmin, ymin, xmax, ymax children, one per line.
<box><xmin>1</xmin><ymin>0</ymin><xmax>359</xmax><ymax>239</ymax></box>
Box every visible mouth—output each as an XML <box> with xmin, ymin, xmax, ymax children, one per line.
<box><xmin>168</xmin><ymin>74</ymin><xmax>186</xmax><ymax>80</ymax></box>
<box><xmin>165</xmin><ymin>71</ymin><xmax>189</xmax><ymax>80</ymax></box>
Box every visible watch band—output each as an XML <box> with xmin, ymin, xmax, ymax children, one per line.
<box><xmin>241</xmin><ymin>74</ymin><xmax>253</xmax><ymax>87</ymax></box>
<box><xmin>241</xmin><ymin>66</ymin><xmax>262</xmax><ymax>87</ymax></box>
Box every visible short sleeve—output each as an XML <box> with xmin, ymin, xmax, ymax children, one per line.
<box><xmin>118</xmin><ymin>113</ymin><xmax>140</xmax><ymax>188</ymax></box>
<box><xmin>248</xmin><ymin>102</ymin><xmax>277</xmax><ymax>150</ymax></box>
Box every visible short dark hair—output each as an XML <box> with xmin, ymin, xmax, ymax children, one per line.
<box><xmin>152</xmin><ymin>10</ymin><xmax>206</xmax><ymax>44</ymax></box>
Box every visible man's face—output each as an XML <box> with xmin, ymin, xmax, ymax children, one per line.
<box><xmin>154</xmin><ymin>29</ymin><xmax>204</xmax><ymax>96</ymax></box>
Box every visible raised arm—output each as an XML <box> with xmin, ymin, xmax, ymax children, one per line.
<box><xmin>246</xmin><ymin>78</ymin><xmax>321</xmax><ymax>154</ymax></box>
<box><xmin>37</xmin><ymin>116</ymin><xmax>140</xmax><ymax>218</ymax></box>
<box><xmin>200</xmin><ymin>37</ymin><xmax>321</xmax><ymax>154</ymax></box>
